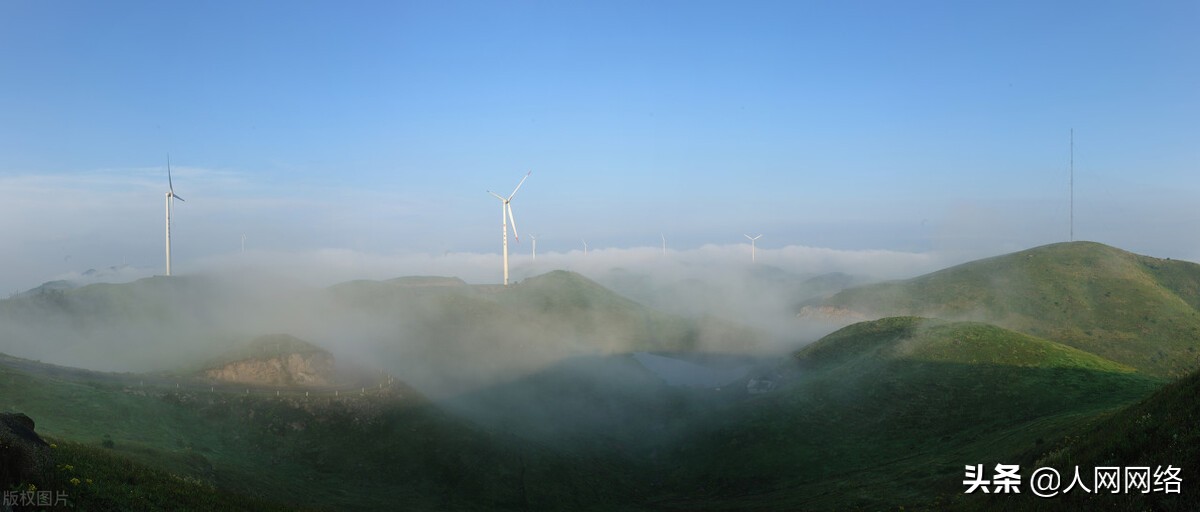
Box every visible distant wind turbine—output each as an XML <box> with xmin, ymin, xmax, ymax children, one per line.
<box><xmin>165</xmin><ymin>155</ymin><xmax>185</xmax><ymax>276</ymax></box>
<box><xmin>488</xmin><ymin>171</ymin><xmax>531</xmax><ymax>286</ymax></box>
<box><xmin>241</xmin><ymin>233</ymin><xmax>246</xmax><ymax>254</ymax></box>
<box><xmin>744</xmin><ymin>234</ymin><xmax>762</xmax><ymax>263</ymax></box>
<box><xmin>582</xmin><ymin>240</ymin><xmax>588</xmax><ymax>256</ymax></box>
<box><xmin>1069</xmin><ymin>128</ymin><xmax>1074</xmax><ymax>242</ymax></box>
<box><xmin>530</xmin><ymin>234</ymin><xmax>537</xmax><ymax>261</ymax></box>
<box><xmin>661</xmin><ymin>233</ymin><xmax>666</xmax><ymax>257</ymax></box>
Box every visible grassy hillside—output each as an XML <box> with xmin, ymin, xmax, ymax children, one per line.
<box><xmin>0</xmin><ymin>354</ymin><xmax>643</xmax><ymax>511</ymax></box>
<box><xmin>824</xmin><ymin>242</ymin><xmax>1200</xmax><ymax>377</ymax></box>
<box><xmin>944</xmin><ymin>366</ymin><xmax>1200</xmax><ymax>511</ymax></box>
<box><xmin>653</xmin><ymin>317</ymin><xmax>1163</xmax><ymax>510</ymax></box>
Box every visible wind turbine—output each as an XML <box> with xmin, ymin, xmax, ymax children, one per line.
<box><xmin>582</xmin><ymin>240</ymin><xmax>588</xmax><ymax>256</ymax></box>
<box><xmin>488</xmin><ymin>171</ymin><xmax>530</xmax><ymax>286</ymax></box>
<box><xmin>661</xmin><ymin>233</ymin><xmax>666</xmax><ymax>257</ymax></box>
<box><xmin>530</xmin><ymin>234</ymin><xmax>537</xmax><ymax>261</ymax></box>
<box><xmin>165</xmin><ymin>155</ymin><xmax>185</xmax><ymax>276</ymax></box>
<box><xmin>744</xmin><ymin>234</ymin><xmax>762</xmax><ymax>263</ymax></box>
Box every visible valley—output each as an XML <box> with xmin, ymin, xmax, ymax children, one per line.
<box><xmin>1</xmin><ymin>242</ymin><xmax>1197</xmax><ymax>510</ymax></box>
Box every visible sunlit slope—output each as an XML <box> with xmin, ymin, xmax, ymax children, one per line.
<box><xmin>656</xmin><ymin>317</ymin><xmax>1162</xmax><ymax>511</ymax></box>
<box><xmin>0</xmin><ymin>354</ymin><xmax>644</xmax><ymax>511</ymax></box>
<box><xmin>824</xmin><ymin>242</ymin><xmax>1200</xmax><ymax>377</ymax></box>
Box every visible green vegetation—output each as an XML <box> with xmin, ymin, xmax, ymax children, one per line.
<box><xmin>825</xmin><ymin>242</ymin><xmax>1200</xmax><ymax>377</ymax></box>
<box><xmin>3</xmin><ymin>248</ymin><xmax>1197</xmax><ymax>511</ymax></box>
<box><xmin>652</xmin><ymin>317</ymin><xmax>1164</xmax><ymax>511</ymax></box>
<box><xmin>40</xmin><ymin>440</ymin><xmax>300</xmax><ymax>511</ymax></box>
<box><xmin>0</xmin><ymin>357</ymin><xmax>642</xmax><ymax>511</ymax></box>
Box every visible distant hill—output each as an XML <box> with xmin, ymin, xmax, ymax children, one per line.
<box><xmin>327</xmin><ymin>270</ymin><xmax>762</xmax><ymax>397</ymax></box>
<box><xmin>0</xmin><ymin>270</ymin><xmax>761</xmax><ymax>397</ymax></box>
<box><xmin>823</xmin><ymin>242</ymin><xmax>1200</xmax><ymax>377</ymax></box>
<box><xmin>655</xmin><ymin>316</ymin><xmax>1163</xmax><ymax>510</ymax></box>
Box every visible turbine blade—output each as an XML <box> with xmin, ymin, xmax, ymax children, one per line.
<box><xmin>507</xmin><ymin>203</ymin><xmax>519</xmax><ymax>243</ymax></box>
<box><xmin>173</xmin><ymin>194</ymin><xmax>185</xmax><ymax>202</ymax></box>
<box><xmin>507</xmin><ymin>171</ymin><xmax>531</xmax><ymax>200</ymax></box>
<box><xmin>488</xmin><ymin>191</ymin><xmax>506</xmax><ymax>201</ymax></box>
<box><xmin>168</xmin><ymin>154</ymin><xmax>175</xmax><ymax>193</ymax></box>
<box><xmin>744</xmin><ymin>234</ymin><xmax>753</xmax><ymax>241</ymax></box>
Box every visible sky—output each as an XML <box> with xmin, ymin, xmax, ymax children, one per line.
<box><xmin>0</xmin><ymin>0</ymin><xmax>1197</xmax><ymax>293</ymax></box>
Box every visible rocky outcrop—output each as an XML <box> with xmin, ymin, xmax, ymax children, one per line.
<box><xmin>0</xmin><ymin>412</ymin><xmax>50</xmax><ymax>491</ymax></box>
<box><xmin>202</xmin><ymin>334</ymin><xmax>335</xmax><ymax>387</ymax></box>
<box><xmin>204</xmin><ymin>352</ymin><xmax>334</xmax><ymax>387</ymax></box>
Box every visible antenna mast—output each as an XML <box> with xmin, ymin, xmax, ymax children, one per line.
<box><xmin>1070</xmin><ymin>128</ymin><xmax>1074</xmax><ymax>242</ymax></box>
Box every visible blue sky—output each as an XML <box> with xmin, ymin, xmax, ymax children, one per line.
<box><xmin>0</xmin><ymin>0</ymin><xmax>1197</xmax><ymax>290</ymax></box>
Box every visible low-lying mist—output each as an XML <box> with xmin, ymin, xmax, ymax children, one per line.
<box><xmin>0</xmin><ymin>243</ymin><xmax>964</xmax><ymax>407</ymax></box>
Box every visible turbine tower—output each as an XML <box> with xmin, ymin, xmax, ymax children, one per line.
<box><xmin>582</xmin><ymin>240</ymin><xmax>588</xmax><ymax>256</ymax></box>
<box><xmin>488</xmin><ymin>171</ymin><xmax>531</xmax><ymax>286</ymax></box>
<box><xmin>530</xmin><ymin>234</ymin><xmax>537</xmax><ymax>261</ymax></box>
<box><xmin>165</xmin><ymin>155</ymin><xmax>185</xmax><ymax>276</ymax></box>
<box><xmin>744</xmin><ymin>234</ymin><xmax>762</xmax><ymax>263</ymax></box>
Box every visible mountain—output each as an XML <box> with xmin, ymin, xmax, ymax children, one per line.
<box><xmin>822</xmin><ymin>242</ymin><xmax>1200</xmax><ymax>377</ymax></box>
<box><xmin>653</xmin><ymin>316</ymin><xmax>1163</xmax><ymax>510</ymax></box>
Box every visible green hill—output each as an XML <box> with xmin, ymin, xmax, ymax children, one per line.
<box><xmin>654</xmin><ymin>317</ymin><xmax>1163</xmax><ymax>510</ymax></box>
<box><xmin>0</xmin><ymin>353</ymin><xmax>642</xmax><ymax>511</ymax></box>
<box><xmin>823</xmin><ymin>242</ymin><xmax>1200</xmax><ymax>377</ymax></box>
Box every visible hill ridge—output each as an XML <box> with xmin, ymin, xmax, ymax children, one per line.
<box><xmin>822</xmin><ymin>241</ymin><xmax>1200</xmax><ymax>376</ymax></box>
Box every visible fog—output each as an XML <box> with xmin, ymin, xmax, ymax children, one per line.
<box><xmin>0</xmin><ymin>242</ymin><xmax>963</xmax><ymax>400</ymax></box>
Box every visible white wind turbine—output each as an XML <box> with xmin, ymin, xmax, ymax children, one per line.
<box><xmin>488</xmin><ymin>171</ymin><xmax>531</xmax><ymax>286</ymax></box>
<box><xmin>744</xmin><ymin>234</ymin><xmax>762</xmax><ymax>263</ymax></box>
<box><xmin>582</xmin><ymin>239</ymin><xmax>588</xmax><ymax>256</ymax></box>
<box><xmin>165</xmin><ymin>155</ymin><xmax>185</xmax><ymax>276</ymax></box>
<box><xmin>661</xmin><ymin>233</ymin><xmax>666</xmax><ymax>257</ymax></box>
<box><xmin>530</xmin><ymin>234</ymin><xmax>538</xmax><ymax>261</ymax></box>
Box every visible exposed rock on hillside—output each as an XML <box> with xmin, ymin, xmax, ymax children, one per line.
<box><xmin>202</xmin><ymin>334</ymin><xmax>335</xmax><ymax>387</ymax></box>
<box><xmin>0</xmin><ymin>412</ymin><xmax>50</xmax><ymax>490</ymax></box>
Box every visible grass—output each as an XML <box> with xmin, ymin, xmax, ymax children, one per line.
<box><xmin>651</xmin><ymin>317</ymin><xmax>1165</xmax><ymax>511</ymax></box>
<box><xmin>824</xmin><ymin>242</ymin><xmax>1200</xmax><ymax>377</ymax></box>
<box><xmin>2</xmin><ymin>256</ymin><xmax>1195</xmax><ymax>510</ymax></box>
<box><xmin>36</xmin><ymin>439</ymin><xmax>302</xmax><ymax>511</ymax></box>
<box><xmin>0</xmin><ymin>355</ymin><xmax>647</xmax><ymax>511</ymax></box>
